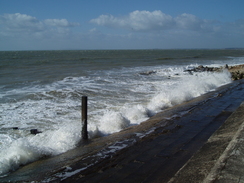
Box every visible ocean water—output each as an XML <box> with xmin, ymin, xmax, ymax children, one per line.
<box><xmin>0</xmin><ymin>49</ymin><xmax>244</xmax><ymax>176</ymax></box>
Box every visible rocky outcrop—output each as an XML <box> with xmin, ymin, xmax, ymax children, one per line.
<box><xmin>140</xmin><ymin>64</ymin><xmax>244</xmax><ymax>80</ymax></box>
<box><xmin>231</xmin><ymin>71</ymin><xmax>244</xmax><ymax>80</ymax></box>
<box><xmin>228</xmin><ymin>64</ymin><xmax>244</xmax><ymax>80</ymax></box>
<box><xmin>184</xmin><ymin>65</ymin><xmax>222</xmax><ymax>74</ymax></box>
<box><xmin>185</xmin><ymin>64</ymin><xmax>244</xmax><ymax>80</ymax></box>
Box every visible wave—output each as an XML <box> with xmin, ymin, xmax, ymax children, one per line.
<box><xmin>0</xmin><ymin>65</ymin><xmax>233</xmax><ymax>176</ymax></box>
<box><xmin>88</xmin><ymin>69</ymin><xmax>232</xmax><ymax>137</ymax></box>
<box><xmin>148</xmin><ymin>70</ymin><xmax>231</xmax><ymax>111</ymax></box>
<box><xmin>0</xmin><ymin>121</ymin><xmax>81</xmax><ymax>176</ymax></box>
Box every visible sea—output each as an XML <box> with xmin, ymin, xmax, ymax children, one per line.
<box><xmin>0</xmin><ymin>49</ymin><xmax>244</xmax><ymax>176</ymax></box>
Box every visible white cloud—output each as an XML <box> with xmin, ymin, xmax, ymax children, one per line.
<box><xmin>88</xmin><ymin>11</ymin><xmax>244</xmax><ymax>49</ymax></box>
<box><xmin>0</xmin><ymin>13</ymin><xmax>81</xmax><ymax>50</ymax></box>
<box><xmin>0</xmin><ymin>11</ymin><xmax>244</xmax><ymax>50</ymax></box>
<box><xmin>175</xmin><ymin>13</ymin><xmax>202</xmax><ymax>30</ymax></box>
<box><xmin>90</xmin><ymin>10</ymin><xmax>216</xmax><ymax>32</ymax></box>
<box><xmin>0</xmin><ymin>13</ymin><xmax>80</xmax><ymax>34</ymax></box>
<box><xmin>44</xmin><ymin>19</ymin><xmax>80</xmax><ymax>27</ymax></box>
<box><xmin>128</xmin><ymin>10</ymin><xmax>173</xmax><ymax>31</ymax></box>
<box><xmin>0</xmin><ymin>13</ymin><xmax>44</xmax><ymax>32</ymax></box>
<box><xmin>90</xmin><ymin>10</ymin><xmax>174</xmax><ymax>31</ymax></box>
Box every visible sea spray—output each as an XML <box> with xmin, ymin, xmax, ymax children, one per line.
<box><xmin>148</xmin><ymin>69</ymin><xmax>232</xmax><ymax>112</ymax></box>
<box><xmin>0</xmin><ymin>50</ymin><xmax>243</xmax><ymax>176</ymax></box>
<box><xmin>90</xmin><ymin>70</ymin><xmax>232</xmax><ymax>137</ymax></box>
<box><xmin>0</xmin><ymin>121</ymin><xmax>81</xmax><ymax>176</ymax></box>
<box><xmin>0</xmin><ymin>69</ymin><xmax>233</xmax><ymax>176</ymax></box>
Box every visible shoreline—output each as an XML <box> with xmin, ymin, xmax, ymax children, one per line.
<box><xmin>184</xmin><ymin>64</ymin><xmax>244</xmax><ymax>80</ymax></box>
<box><xmin>1</xmin><ymin>64</ymin><xmax>244</xmax><ymax>182</ymax></box>
<box><xmin>1</xmin><ymin>82</ymin><xmax>244</xmax><ymax>182</ymax></box>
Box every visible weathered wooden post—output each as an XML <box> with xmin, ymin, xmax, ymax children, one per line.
<box><xmin>82</xmin><ymin>96</ymin><xmax>88</xmax><ymax>140</ymax></box>
<box><xmin>30</xmin><ymin>129</ymin><xmax>38</xmax><ymax>135</ymax></box>
<box><xmin>30</xmin><ymin>129</ymin><xmax>42</xmax><ymax>135</ymax></box>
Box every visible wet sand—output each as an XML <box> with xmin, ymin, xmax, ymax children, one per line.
<box><xmin>1</xmin><ymin>67</ymin><xmax>244</xmax><ymax>182</ymax></box>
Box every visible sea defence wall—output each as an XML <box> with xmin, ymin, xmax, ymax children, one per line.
<box><xmin>1</xmin><ymin>79</ymin><xmax>244</xmax><ymax>182</ymax></box>
<box><xmin>169</xmin><ymin>101</ymin><xmax>244</xmax><ymax>183</ymax></box>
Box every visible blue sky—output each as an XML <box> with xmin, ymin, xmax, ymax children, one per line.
<box><xmin>0</xmin><ymin>0</ymin><xmax>244</xmax><ymax>50</ymax></box>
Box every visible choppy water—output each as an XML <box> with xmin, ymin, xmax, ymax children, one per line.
<box><xmin>0</xmin><ymin>49</ymin><xmax>244</xmax><ymax>176</ymax></box>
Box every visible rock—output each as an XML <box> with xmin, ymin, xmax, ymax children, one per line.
<box><xmin>227</xmin><ymin>64</ymin><xmax>244</xmax><ymax>80</ymax></box>
<box><xmin>184</xmin><ymin>65</ymin><xmax>220</xmax><ymax>73</ymax></box>
<box><xmin>139</xmin><ymin>70</ymin><xmax>156</xmax><ymax>75</ymax></box>
<box><xmin>30</xmin><ymin>129</ymin><xmax>42</xmax><ymax>135</ymax></box>
<box><xmin>231</xmin><ymin>71</ymin><xmax>244</xmax><ymax>80</ymax></box>
<box><xmin>183</xmin><ymin>64</ymin><xmax>244</xmax><ymax>80</ymax></box>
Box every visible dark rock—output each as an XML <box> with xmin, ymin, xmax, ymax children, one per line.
<box><xmin>30</xmin><ymin>129</ymin><xmax>42</xmax><ymax>135</ymax></box>
<box><xmin>231</xmin><ymin>71</ymin><xmax>244</xmax><ymax>80</ymax></box>
<box><xmin>139</xmin><ymin>70</ymin><xmax>156</xmax><ymax>75</ymax></box>
<box><xmin>184</xmin><ymin>65</ymin><xmax>221</xmax><ymax>73</ymax></box>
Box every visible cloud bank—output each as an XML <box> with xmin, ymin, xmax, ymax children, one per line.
<box><xmin>90</xmin><ymin>10</ymin><xmax>214</xmax><ymax>32</ymax></box>
<box><xmin>88</xmin><ymin>10</ymin><xmax>244</xmax><ymax>49</ymax></box>
<box><xmin>0</xmin><ymin>11</ymin><xmax>244</xmax><ymax>50</ymax></box>
<box><xmin>0</xmin><ymin>13</ymin><xmax>81</xmax><ymax>50</ymax></box>
<box><xmin>0</xmin><ymin>13</ymin><xmax>80</xmax><ymax>35</ymax></box>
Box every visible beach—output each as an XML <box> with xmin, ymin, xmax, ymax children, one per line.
<box><xmin>1</xmin><ymin>67</ymin><xmax>244</xmax><ymax>182</ymax></box>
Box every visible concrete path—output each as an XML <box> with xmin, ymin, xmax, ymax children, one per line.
<box><xmin>169</xmin><ymin>101</ymin><xmax>244</xmax><ymax>183</ymax></box>
<box><xmin>1</xmin><ymin>80</ymin><xmax>244</xmax><ymax>183</ymax></box>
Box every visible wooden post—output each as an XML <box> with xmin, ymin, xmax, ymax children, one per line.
<box><xmin>30</xmin><ymin>129</ymin><xmax>41</xmax><ymax>135</ymax></box>
<box><xmin>82</xmin><ymin>96</ymin><xmax>88</xmax><ymax>140</ymax></box>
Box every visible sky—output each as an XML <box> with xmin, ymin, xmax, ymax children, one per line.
<box><xmin>0</xmin><ymin>0</ymin><xmax>244</xmax><ymax>50</ymax></box>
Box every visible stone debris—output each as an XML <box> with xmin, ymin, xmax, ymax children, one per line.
<box><xmin>184</xmin><ymin>64</ymin><xmax>244</xmax><ymax>80</ymax></box>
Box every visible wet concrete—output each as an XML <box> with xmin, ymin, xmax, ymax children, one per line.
<box><xmin>169</xmin><ymin>101</ymin><xmax>244</xmax><ymax>183</ymax></box>
<box><xmin>1</xmin><ymin>80</ymin><xmax>244</xmax><ymax>182</ymax></box>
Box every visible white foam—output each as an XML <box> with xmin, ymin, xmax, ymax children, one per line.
<box><xmin>98</xmin><ymin>111</ymin><xmax>130</xmax><ymax>134</ymax></box>
<box><xmin>148</xmin><ymin>70</ymin><xmax>231</xmax><ymax>112</ymax></box>
<box><xmin>0</xmin><ymin>63</ymin><xmax>234</xmax><ymax>176</ymax></box>
<box><xmin>122</xmin><ymin>104</ymin><xmax>150</xmax><ymax>124</ymax></box>
<box><xmin>0</xmin><ymin>121</ymin><xmax>81</xmax><ymax>176</ymax></box>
